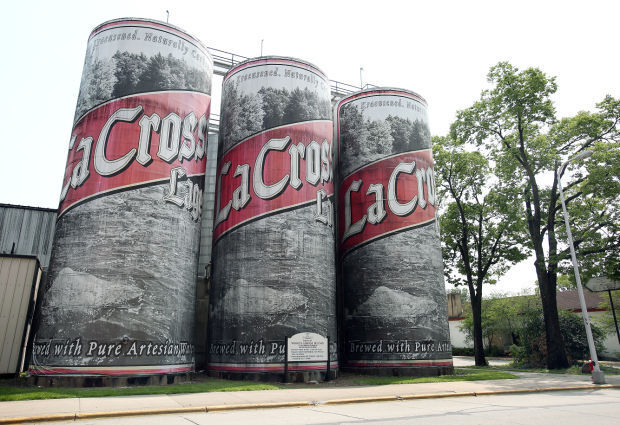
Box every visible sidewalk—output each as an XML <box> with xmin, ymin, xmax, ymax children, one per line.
<box><xmin>1</xmin><ymin>371</ymin><xmax>619</xmax><ymax>424</ymax></box>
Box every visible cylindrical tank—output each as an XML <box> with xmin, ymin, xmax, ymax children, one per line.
<box><xmin>336</xmin><ymin>88</ymin><xmax>453</xmax><ymax>376</ymax></box>
<box><xmin>208</xmin><ymin>57</ymin><xmax>337</xmax><ymax>381</ymax></box>
<box><xmin>30</xmin><ymin>18</ymin><xmax>213</xmax><ymax>378</ymax></box>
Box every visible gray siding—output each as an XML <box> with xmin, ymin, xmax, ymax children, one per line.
<box><xmin>0</xmin><ymin>205</ymin><xmax>56</xmax><ymax>270</ymax></box>
<box><xmin>0</xmin><ymin>256</ymin><xmax>41</xmax><ymax>374</ymax></box>
<box><xmin>197</xmin><ymin>134</ymin><xmax>219</xmax><ymax>276</ymax></box>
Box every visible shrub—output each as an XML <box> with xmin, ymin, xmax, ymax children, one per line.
<box><xmin>451</xmin><ymin>347</ymin><xmax>475</xmax><ymax>356</ymax></box>
<box><xmin>451</xmin><ymin>346</ymin><xmax>506</xmax><ymax>357</ymax></box>
<box><xmin>485</xmin><ymin>345</ymin><xmax>507</xmax><ymax>357</ymax></box>
<box><xmin>511</xmin><ymin>309</ymin><xmax>606</xmax><ymax>367</ymax></box>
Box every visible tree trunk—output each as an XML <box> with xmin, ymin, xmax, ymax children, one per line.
<box><xmin>469</xmin><ymin>285</ymin><xmax>487</xmax><ymax>366</ymax></box>
<box><xmin>536</xmin><ymin>267</ymin><xmax>570</xmax><ymax>368</ymax></box>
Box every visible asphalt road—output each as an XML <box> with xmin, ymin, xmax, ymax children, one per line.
<box><xmin>43</xmin><ymin>388</ymin><xmax>620</xmax><ymax>425</ymax></box>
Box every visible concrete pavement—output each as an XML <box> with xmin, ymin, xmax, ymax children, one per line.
<box><xmin>1</xmin><ymin>368</ymin><xmax>619</xmax><ymax>424</ymax></box>
<box><xmin>39</xmin><ymin>389</ymin><xmax>620</xmax><ymax>425</ymax></box>
<box><xmin>451</xmin><ymin>356</ymin><xmax>512</xmax><ymax>367</ymax></box>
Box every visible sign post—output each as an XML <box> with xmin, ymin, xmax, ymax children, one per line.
<box><xmin>609</xmin><ymin>290</ymin><xmax>620</xmax><ymax>345</ymax></box>
<box><xmin>283</xmin><ymin>336</ymin><xmax>288</xmax><ymax>383</ymax></box>
<box><xmin>586</xmin><ymin>277</ymin><xmax>620</xmax><ymax>345</ymax></box>
<box><xmin>326</xmin><ymin>336</ymin><xmax>331</xmax><ymax>382</ymax></box>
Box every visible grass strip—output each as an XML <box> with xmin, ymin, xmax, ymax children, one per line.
<box><xmin>0</xmin><ymin>368</ymin><xmax>516</xmax><ymax>402</ymax></box>
<box><xmin>350</xmin><ymin>368</ymin><xmax>516</xmax><ymax>386</ymax></box>
<box><xmin>464</xmin><ymin>364</ymin><xmax>620</xmax><ymax>375</ymax></box>
<box><xmin>0</xmin><ymin>379</ymin><xmax>280</xmax><ymax>402</ymax></box>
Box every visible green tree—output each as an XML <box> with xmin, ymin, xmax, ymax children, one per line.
<box><xmin>460</xmin><ymin>293</ymin><xmax>540</xmax><ymax>354</ymax></box>
<box><xmin>434</xmin><ymin>135</ymin><xmax>529</xmax><ymax>366</ymax></box>
<box><xmin>512</xmin><ymin>309</ymin><xmax>606</xmax><ymax>367</ymax></box>
<box><xmin>452</xmin><ymin>62</ymin><xmax>620</xmax><ymax>368</ymax></box>
<box><xmin>556</xmin><ymin>275</ymin><xmax>576</xmax><ymax>291</ymax></box>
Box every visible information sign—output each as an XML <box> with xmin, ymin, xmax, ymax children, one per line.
<box><xmin>586</xmin><ymin>277</ymin><xmax>620</xmax><ymax>292</ymax></box>
<box><xmin>287</xmin><ymin>333</ymin><xmax>328</xmax><ymax>362</ymax></box>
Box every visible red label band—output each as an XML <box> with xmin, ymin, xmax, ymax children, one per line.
<box><xmin>59</xmin><ymin>92</ymin><xmax>211</xmax><ymax>217</ymax></box>
<box><xmin>345</xmin><ymin>360</ymin><xmax>453</xmax><ymax>368</ymax></box>
<box><xmin>338</xmin><ymin>150</ymin><xmax>437</xmax><ymax>257</ymax></box>
<box><xmin>207</xmin><ymin>362</ymin><xmax>339</xmax><ymax>372</ymax></box>
<box><xmin>28</xmin><ymin>364</ymin><xmax>193</xmax><ymax>376</ymax></box>
<box><xmin>213</xmin><ymin>120</ymin><xmax>334</xmax><ymax>242</ymax></box>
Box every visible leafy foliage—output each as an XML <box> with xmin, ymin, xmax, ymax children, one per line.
<box><xmin>556</xmin><ymin>274</ymin><xmax>577</xmax><ymax>291</ymax></box>
<box><xmin>435</xmin><ymin>137</ymin><xmax>529</xmax><ymax>288</ymax></box>
<box><xmin>460</xmin><ymin>294</ymin><xmax>540</xmax><ymax>352</ymax></box>
<box><xmin>433</xmin><ymin>133</ymin><xmax>528</xmax><ymax>365</ymax></box>
<box><xmin>511</xmin><ymin>309</ymin><xmax>606</xmax><ymax>368</ymax></box>
<box><xmin>449</xmin><ymin>61</ymin><xmax>620</xmax><ymax>368</ymax></box>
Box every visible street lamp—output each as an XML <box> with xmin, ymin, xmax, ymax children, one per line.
<box><xmin>557</xmin><ymin>150</ymin><xmax>605</xmax><ymax>384</ymax></box>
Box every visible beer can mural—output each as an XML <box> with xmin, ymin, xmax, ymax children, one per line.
<box><xmin>208</xmin><ymin>57</ymin><xmax>337</xmax><ymax>379</ymax></box>
<box><xmin>30</xmin><ymin>18</ymin><xmax>213</xmax><ymax>376</ymax></box>
<box><xmin>336</xmin><ymin>88</ymin><xmax>453</xmax><ymax>375</ymax></box>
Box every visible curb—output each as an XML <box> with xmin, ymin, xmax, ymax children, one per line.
<box><xmin>1</xmin><ymin>384</ymin><xmax>619</xmax><ymax>424</ymax></box>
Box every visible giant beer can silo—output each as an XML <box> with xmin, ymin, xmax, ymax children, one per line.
<box><xmin>336</xmin><ymin>88</ymin><xmax>453</xmax><ymax>376</ymax></box>
<box><xmin>29</xmin><ymin>18</ymin><xmax>213</xmax><ymax>377</ymax></box>
<box><xmin>208</xmin><ymin>57</ymin><xmax>337</xmax><ymax>380</ymax></box>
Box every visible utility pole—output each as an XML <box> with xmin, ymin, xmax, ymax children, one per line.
<box><xmin>557</xmin><ymin>150</ymin><xmax>605</xmax><ymax>385</ymax></box>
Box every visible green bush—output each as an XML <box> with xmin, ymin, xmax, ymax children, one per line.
<box><xmin>511</xmin><ymin>309</ymin><xmax>606</xmax><ymax>367</ymax></box>
<box><xmin>451</xmin><ymin>346</ymin><xmax>507</xmax><ymax>357</ymax></box>
<box><xmin>451</xmin><ymin>347</ymin><xmax>475</xmax><ymax>356</ymax></box>
<box><xmin>485</xmin><ymin>345</ymin><xmax>506</xmax><ymax>357</ymax></box>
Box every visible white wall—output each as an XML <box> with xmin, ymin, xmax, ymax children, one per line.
<box><xmin>449</xmin><ymin>319</ymin><xmax>472</xmax><ymax>348</ymax></box>
<box><xmin>589</xmin><ymin>310</ymin><xmax>620</xmax><ymax>360</ymax></box>
<box><xmin>0</xmin><ymin>256</ymin><xmax>41</xmax><ymax>374</ymax></box>
<box><xmin>449</xmin><ymin>311</ymin><xmax>620</xmax><ymax>359</ymax></box>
